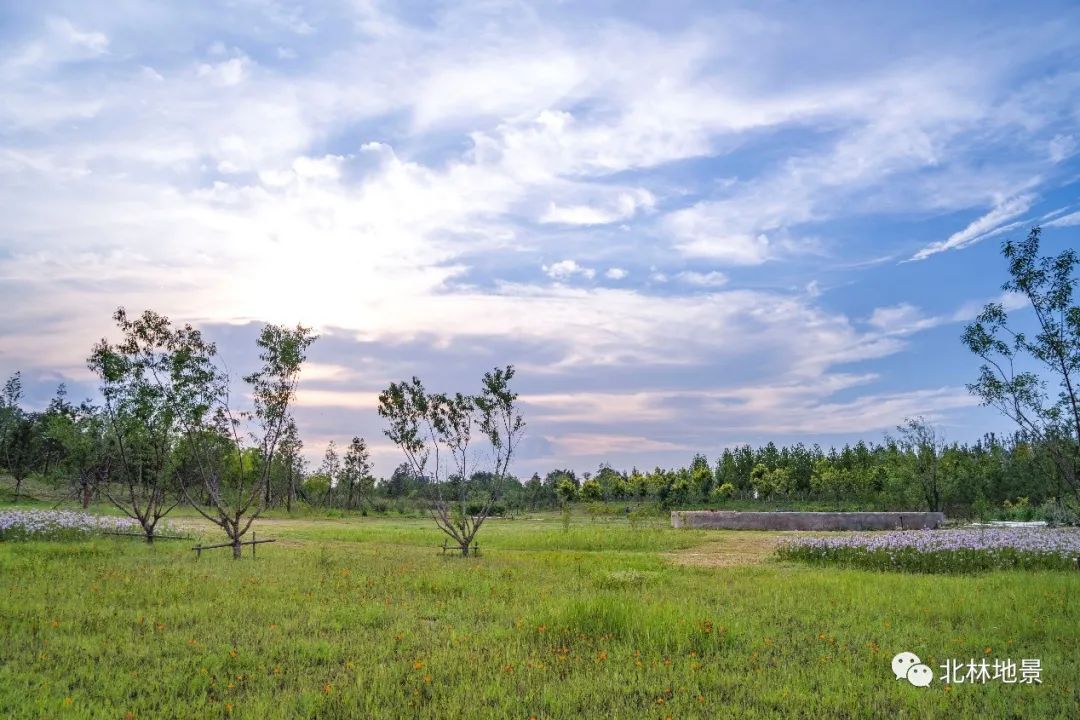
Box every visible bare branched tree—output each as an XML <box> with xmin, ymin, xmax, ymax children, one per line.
<box><xmin>378</xmin><ymin>366</ymin><xmax>524</xmax><ymax>556</ymax></box>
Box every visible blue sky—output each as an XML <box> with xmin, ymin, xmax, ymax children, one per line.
<box><xmin>2</xmin><ymin>1</ymin><xmax>1080</xmax><ymax>477</ymax></box>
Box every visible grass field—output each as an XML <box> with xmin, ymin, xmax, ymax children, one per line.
<box><xmin>0</xmin><ymin>507</ymin><xmax>1077</xmax><ymax>719</ymax></box>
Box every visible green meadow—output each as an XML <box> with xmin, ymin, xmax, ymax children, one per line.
<box><xmin>1</xmin><ymin>510</ymin><xmax>1077</xmax><ymax>719</ymax></box>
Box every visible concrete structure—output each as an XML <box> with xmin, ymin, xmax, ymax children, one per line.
<box><xmin>671</xmin><ymin>510</ymin><xmax>945</xmax><ymax>531</ymax></box>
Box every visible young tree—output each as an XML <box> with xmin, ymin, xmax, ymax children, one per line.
<box><xmin>274</xmin><ymin>418</ymin><xmax>304</xmax><ymax>512</ymax></box>
<box><xmin>1</xmin><ymin>373</ymin><xmax>42</xmax><ymax>501</ymax></box>
<box><xmin>53</xmin><ymin>400</ymin><xmax>112</xmax><ymax>508</ymax></box>
<box><xmin>963</xmin><ymin>226</ymin><xmax>1080</xmax><ymax>508</ymax></box>
<box><xmin>341</xmin><ymin>436</ymin><xmax>373</xmax><ymax>509</ymax></box>
<box><xmin>378</xmin><ymin>366</ymin><xmax>524</xmax><ymax>556</ymax></box>
<box><xmin>188</xmin><ymin>321</ymin><xmax>316</xmax><ymax>556</ymax></box>
<box><xmin>88</xmin><ymin>315</ymin><xmax>192</xmax><ymax>541</ymax></box>
<box><xmin>319</xmin><ymin>440</ymin><xmax>340</xmax><ymax>507</ymax></box>
<box><xmin>91</xmin><ymin>308</ymin><xmax>315</xmax><ymax>554</ymax></box>
<box><xmin>382</xmin><ymin>462</ymin><xmax>416</xmax><ymax>498</ymax></box>
<box><xmin>892</xmin><ymin>417</ymin><xmax>947</xmax><ymax>512</ymax></box>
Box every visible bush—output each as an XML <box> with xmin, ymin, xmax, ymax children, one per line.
<box><xmin>711</xmin><ymin>482</ymin><xmax>736</xmax><ymax>501</ymax></box>
<box><xmin>465</xmin><ymin>501</ymin><xmax>506</xmax><ymax>516</ymax></box>
<box><xmin>1001</xmin><ymin>497</ymin><xmax>1035</xmax><ymax>522</ymax></box>
<box><xmin>580</xmin><ymin>479</ymin><xmax>603</xmax><ymax>502</ymax></box>
<box><xmin>1039</xmin><ymin>498</ymin><xmax>1080</xmax><ymax>526</ymax></box>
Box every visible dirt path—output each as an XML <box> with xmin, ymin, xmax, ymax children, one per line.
<box><xmin>670</xmin><ymin>531</ymin><xmax>784</xmax><ymax>567</ymax></box>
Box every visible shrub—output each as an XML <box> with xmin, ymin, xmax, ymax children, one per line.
<box><xmin>466</xmin><ymin>501</ymin><xmax>506</xmax><ymax>516</ymax></box>
<box><xmin>711</xmin><ymin>482</ymin><xmax>736</xmax><ymax>501</ymax></box>
<box><xmin>580</xmin><ymin>479</ymin><xmax>603</xmax><ymax>502</ymax></box>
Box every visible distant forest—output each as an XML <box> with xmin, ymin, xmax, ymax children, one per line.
<box><xmin>1</xmin><ymin>377</ymin><xmax>1074</xmax><ymax>523</ymax></box>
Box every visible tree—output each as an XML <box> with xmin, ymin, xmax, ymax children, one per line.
<box><xmin>689</xmin><ymin>453</ymin><xmax>713</xmax><ymax>500</ymax></box>
<box><xmin>555</xmin><ymin>476</ymin><xmax>578</xmax><ymax>504</ymax></box>
<box><xmin>963</xmin><ymin>226</ymin><xmax>1080</xmax><ymax>509</ymax></box>
<box><xmin>191</xmin><ymin>321</ymin><xmax>316</xmax><ymax>556</ymax></box>
<box><xmin>1</xmin><ymin>373</ymin><xmax>43</xmax><ymax>501</ymax></box>
<box><xmin>382</xmin><ymin>462</ymin><xmax>416</xmax><ymax>498</ymax></box>
<box><xmin>544</xmin><ymin>469</ymin><xmax>577</xmax><ymax>495</ymax></box>
<box><xmin>274</xmin><ymin>418</ymin><xmax>304</xmax><ymax>511</ymax></box>
<box><xmin>52</xmin><ymin>399</ymin><xmax>111</xmax><ymax>508</ymax></box>
<box><xmin>91</xmin><ymin>308</ymin><xmax>315</xmax><ymax>554</ymax></box>
<box><xmin>378</xmin><ymin>365</ymin><xmax>524</xmax><ymax>556</ymax></box>
<box><xmin>523</xmin><ymin>472</ymin><xmax>546</xmax><ymax>509</ymax></box>
<box><xmin>3</xmin><ymin>416</ymin><xmax>40</xmax><ymax>502</ymax></box>
<box><xmin>342</xmin><ymin>436</ymin><xmax>374</xmax><ymax>509</ymax></box>
<box><xmin>319</xmin><ymin>440</ymin><xmax>340</xmax><ymax>507</ymax></box>
<box><xmin>892</xmin><ymin>417</ymin><xmax>947</xmax><ymax>512</ymax></box>
<box><xmin>88</xmin><ymin>314</ymin><xmax>191</xmax><ymax>542</ymax></box>
<box><xmin>580</xmin><ymin>478</ymin><xmax>603</xmax><ymax>502</ymax></box>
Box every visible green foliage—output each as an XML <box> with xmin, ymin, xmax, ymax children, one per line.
<box><xmin>87</xmin><ymin>308</ymin><xmax>316</xmax><ymax>551</ymax></box>
<box><xmin>555</xmin><ymin>477</ymin><xmax>578</xmax><ymax>504</ymax></box>
<box><xmin>303</xmin><ymin>473</ymin><xmax>331</xmax><ymax>497</ymax></box>
<box><xmin>963</xmin><ymin>226</ymin><xmax>1080</xmax><ymax>507</ymax></box>
<box><xmin>580</xmin><ymin>479</ymin><xmax>603</xmax><ymax>502</ymax></box>
<box><xmin>378</xmin><ymin>366</ymin><xmax>525</xmax><ymax>555</ymax></box>
<box><xmin>710</xmin><ymin>482</ymin><xmax>736</xmax><ymax>501</ymax></box>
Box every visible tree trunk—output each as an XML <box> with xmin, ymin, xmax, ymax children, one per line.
<box><xmin>232</xmin><ymin>538</ymin><xmax>242</xmax><ymax>559</ymax></box>
<box><xmin>14</xmin><ymin>477</ymin><xmax>21</xmax><ymax>503</ymax></box>
<box><xmin>82</xmin><ymin>485</ymin><xmax>92</xmax><ymax>509</ymax></box>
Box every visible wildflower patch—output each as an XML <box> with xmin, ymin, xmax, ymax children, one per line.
<box><xmin>776</xmin><ymin>528</ymin><xmax>1080</xmax><ymax>573</ymax></box>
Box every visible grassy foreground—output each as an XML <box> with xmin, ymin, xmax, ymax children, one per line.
<box><xmin>0</xmin><ymin>511</ymin><xmax>1077</xmax><ymax>719</ymax></box>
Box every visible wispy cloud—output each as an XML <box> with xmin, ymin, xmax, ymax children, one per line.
<box><xmin>909</xmin><ymin>194</ymin><xmax>1036</xmax><ymax>261</ymax></box>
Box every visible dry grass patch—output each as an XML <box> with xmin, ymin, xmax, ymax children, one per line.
<box><xmin>670</xmin><ymin>531</ymin><xmax>786</xmax><ymax>567</ymax></box>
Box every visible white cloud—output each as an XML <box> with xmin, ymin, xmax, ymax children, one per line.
<box><xmin>46</xmin><ymin>17</ymin><xmax>109</xmax><ymax>56</ymax></box>
<box><xmin>604</xmin><ymin>267</ymin><xmax>628</xmax><ymax>280</ymax></box>
<box><xmin>1046</xmin><ymin>209</ymin><xmax>1080</xmax><ymax>227</ymax></box>
<box><xmin>1048</xmin><ymin>134</ymin><xmax>1076</xmax><ymax>163</ymax></box>
<box><xmin>677</xmin><ymin>270</ymin><xmax>728</xmax><ymax>287</ymax></box>
<box><xmin>867</xmin><ymin>303</ymin><xmax>941</xmax><ymax>334</ymax></box>
<box><xmin>542</xmin><ymin>260</ymin><xmax>596</xmax><ymax>281</ymax></box>
<box><xmin>909</xmin><ymin>194</ymin><xmax>1034</xmax><ymax>261</ymax></box>
<box><xmin>197</xmin><ymin>55</ymin><xmax>252</xmax><ymax>86</ymax></box>
<box><xmin>540</xmin><ymin>190</ymin><xmax>654</xmax><ymax>225</ymax></box>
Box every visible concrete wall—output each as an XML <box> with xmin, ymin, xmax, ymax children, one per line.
<box><xmin>671</xmin><ymin>510</ymin><xmax>945</xmax><ymax>531</ymax></box>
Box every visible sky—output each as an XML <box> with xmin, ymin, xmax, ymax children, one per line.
<box><xmin>2</xmin><ymin>1</ymin><xmax>1080</xmax><ymax>478</ymax></box>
